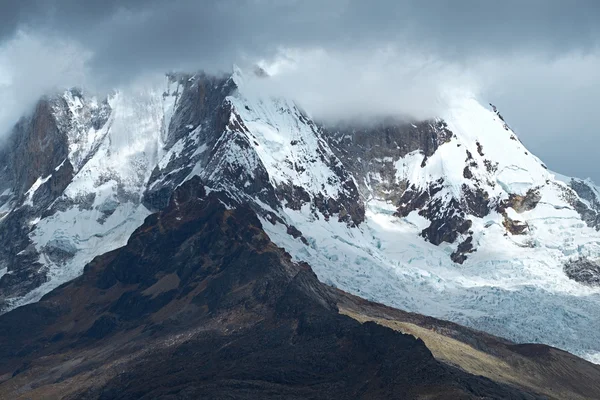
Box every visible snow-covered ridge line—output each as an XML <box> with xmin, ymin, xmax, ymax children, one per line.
<box><xmin>0</xmin><ymin>68</ymin><xmax>364</xmax><ymax>310</ymax></box>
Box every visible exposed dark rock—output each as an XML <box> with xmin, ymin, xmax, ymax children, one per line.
<box><xmin>143</xmin><ymin>74</ymin><xmax>365</xmax><ymax>227</ymax></box>
<box><xmin>286</xmin><ymin>225</ymin><xmax>309</xmax><ymax>245</ymax></box>
<box><xmin>323</xmin><ymin>119</ymin><xmax>453</xmax><ymax>202</ymax></box>
<box><xmin>164</xmin><ymin>72</ymin><xmax>237</xmax><ymax>150</ymax></box>
<box><xmin>484</xmin><ymin>159</ymin><xmax>499</xmax><ymax>174</ymax></box>
<box><xmin>275</xmin><ymin>182</ymin><xmax>311</xmax><ymax>211</ymax></box>
<box><xmin>573</xmin><ymin>200</ymin><xmax>600</xmax><ymax>230</ymax></box>
<box><xmin>570</xmin><ymin>179</ymin><xmax>600</xmax><ymax>207</ymax></box>
<box><xmin>465</xmin><ymin>149</ymin><xmax>474</xmax><ymax>162</ymax></box>
<box><xmin>503</xmin><ymin>216</ymin><xmax>529</xmax><ymax>235</ymax></box>
<box><xmin>461</xmin><ymin>185</ymin><xmax>490</xmax><ymax>218</ymax></box>
<box><xmin>323</xmin><ymin>116</ymin><xmax>500</xmax><ymax>262</ymax></box>
<box><xmin>495</xmin><ymin>191</ymin><xmax>536</xmax><ymax>236</ymax></box>
<box><xmin>143</xmin><ymin>73</ymin><xmax>236</xmax><ymax>211</ymax></box>
<box><xmin>564</xmin><ymin>258</ymin><xmax>600</xmax><ymax>286</ymax></box>
<box><xmin>421</xmin><ymin>203</ymin><xmax>472</xmax><ymax>245</ymax></box>
<box><xmin>476</xmin><ymin>141</ymin><xmax>484</xmax><ymax>157</ymax></box>
<box><xmin>566</xmin><ymin>179</ymin><xmax>600</xmax><ymax>229</ymax></box>
<box><xmin>0</xmin><ymin>96</ymin><xmax>88</xmax><ymax>305</ymax></box>
<box><xmin>396</xmin><ymin>180</ymin><xmax>475</xmax><ymax>250</ymax></box>
<box><xmin>463</xmin><ymin>166</ymin><xmax>473</xmax><ymax>179</ymax></box>
<box><xmin>451</xmin><ymin>236</ymin><xmax>475</xmax><ymax>264</ymax></box>
<box><xmin>30</xmin><ymin>159</ymin><xmax>75</xmax><ymax>212</ymax></box>
<box><xmin>557</xmin><ymin>181</ymin><xmax>600</xmax><ymax>230</ymax></box>
<box><xmin>497</xmin><ymin>189</ymin><xmax>541</xmax><ymax>214</ymax></box>
<box><xmin>7</xmin><ymin>99</ymin><xmax>71</xmax><ymax>200</ymax></box>
<box><xmin>396</xmin><ymin>179</ymin><xmax>444</xmax><ymax>218</ymax></box>
<box><xmin>393</xmin><ymin>178</ymin><xmax>482</xmax><ymax>262</ymax></box>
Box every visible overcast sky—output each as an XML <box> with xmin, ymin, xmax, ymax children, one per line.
<box><xmin>0</xmin><ymin>0</ymin><xmax>599</xmax><ymax>180</ymax></box>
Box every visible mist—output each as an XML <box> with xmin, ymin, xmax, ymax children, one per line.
<box><xmin>0</xmin><ymin>1</ymin><xmax>599</xmax><ymax>180</ymax></box>
<box><xmin>250</xmin><ymin>47</ymin><xmax>479</xmax><ymax>122</ymax></box>
<box><xmin>0</xmin><ymin>31</ymin><xmax>90</xmax><ymax>138</ymax></box>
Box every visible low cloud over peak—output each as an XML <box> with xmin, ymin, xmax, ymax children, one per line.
<box><xmin>0</xmin><ymin>1</ymin><xmax>599</xmax><ymax>180</ymax></box>
<box><xmin>249</xmin><ymin>46</ymin><xmax>480</xmax><ymax>122</ymax></box>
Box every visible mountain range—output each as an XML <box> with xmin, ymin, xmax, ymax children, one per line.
<box><xmin>0</xmin><ymin>67</ymin><xmax>599</xmax><ymax>398</ymax></box>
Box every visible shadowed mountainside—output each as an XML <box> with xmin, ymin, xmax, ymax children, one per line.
<box><xmin>0</xmin><ymin>177</ymin><xmax>597</xmax><ymax>399</ymax></box>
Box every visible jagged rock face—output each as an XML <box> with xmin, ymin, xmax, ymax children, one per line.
<box><xmin>0</xmin><ymin>87</ymin><xmax>155</xmax><ymax>310</ymax></box>
<box><xmin>259</xmin><ymin>96</ymin><xmax>600</xmax><ymax>363</ymax></box>
<box><xmin>502</xmin><ymin>190</ymin><xmax>542</xmax><ymax>213</ymax></box>
<box><xmin>493</xmin><ymin>189</ymin><xmax>541</xmax><ymax>236</ymax></box>
<box><xmin>146</xmin><ymin>70</ymin><xmax>364</xmax><ymax>225</ymax></box>
<box><xmin>559</xmin><ymin>177</ymin><xmax>600</xmax><ymax>230</ymax></box>
<box><xmin>564</xmin><ymin>258</ymin><xmax>600</xmax><ymax>287</ymax></box>
<box><xmin>6</xmin><ymin>99</ymin><xmax>71</xmax><ymax>200</ymax></box>
<box><xmin>143</xmin><ymin>72</ymin><xmax>236</xmax><ymax>210</ymax></box>
<box><xmin>321</xmin><ymin>99</ymin><xmax>596</xmax><ymax>266</ymax></box>
<box><xmin>322</xmin><ymin>119</ymin><xmax>497</xmax><ymax>263</ymax></box>
<box><xmin>0</xmin><ymin>98</ymin><xmax>76</xmax><ymax>300</ymax></box>
<box><xmin>324</xmin><ymin>119</ymin><xmax>453</xmax><ymax>202</ymax></box>
<box><xmin>0</xmin><ymin>178</ymin><xmax>544</xmax><ymax>399</ymax></box>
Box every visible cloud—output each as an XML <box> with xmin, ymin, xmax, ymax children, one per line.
<box><xmin>0</xmin><ymin>31</ymin><xmax>90</xmax><ymax>138</ymax></box>
<box><xmin>251</xmin><ymin>46</ymin><xmax>480</xmax><ymax>122</ymax></box>
<box><xmin>1</xmin><ymin>0</ymin><xmax>598</xmax><ymax>83</ymax></box>
<box><xmin>0</xmin><ymin>0</ymin><xmax>599</xmax><ymax>179</ymax></box>
<box><xmin>475</xmin><ymin>49</ymin><xmax>600</xmax><ymax>179</ymax></box>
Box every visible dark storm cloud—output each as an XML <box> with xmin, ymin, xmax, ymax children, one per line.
<box><xmin>1</xmin><ymin>0</ymin><xmax>600</xmax><ymax>180</ymax></box>
<box><xmin>1</xmin><ymin>0</ymin><xmax>599</xmax><ymax>81</ymax></box>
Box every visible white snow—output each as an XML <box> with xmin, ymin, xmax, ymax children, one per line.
<box><xmin>226</xmin><ymin>75</ymin><xmax>347</xmax><ymax>200</ymax></box>
<box><xmin>252</xmin><ymin>94</ymin><xmax>600</xmax><ymax>364</ymax></box>
<box><xmin>5</xmin><ymin>80</ymin><xmax>171</xmax><ymax>312</ymax></box>
<box><xmin>23</xmin><ymin>174</ymin><xmax>52</xmax><ymax>206</ymax></box>
<box><xmin>262</xmin><ymin>195</ymin><xmax>600</xmax><ymax>363</ymax></box>
<box><xmin>17</xmin><ymin>201</ymin><xmax>150</xmax><ymax>309</ymax></box>
<box><xmin>54</xmin><ymin>158</ymin><xmax>67</xmax><ymax>171</ymax></box>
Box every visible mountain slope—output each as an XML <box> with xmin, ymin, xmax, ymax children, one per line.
<box><xmin>0</xmin><ymin>177</ymin><xmax>555</xmax><ymax>400</ymax></box>
<box><xmin>0</xmin><ymin>67</ymin><xmax>599</xmax><ymax>364</ymax></box>
<box><xmin>266</xmin><ymin>96</ymin><xmax>600</xmax><ymax>362</ymax></box>
<box><xmin>0</xmin><ymin>87</ymin><xmax>161</xmax><ymax>309</ymax></box>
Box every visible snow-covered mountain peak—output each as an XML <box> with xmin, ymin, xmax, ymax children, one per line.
<box><xmin>1</xmin><ymin>69</ymin><xmax>600</xmax><ymax>364</ymax></box>
<box><xmin>443</xmin><ymin>97</ymin><xmax>549</xmax><ymax>194</ymax></box>
<box><xmin>226</xmin><ymin>80</ymin><xmax>355</xmax><ymax>203</ymax></box>
<box><xmin>391</xmin><ymin>96</ymin><xmax>549</xmax><ymax>199</ymax></box>
<box><xmin>320</xmin><ymin>95</ymin><xmax>595</xmax><ymax>264</ymax></box>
